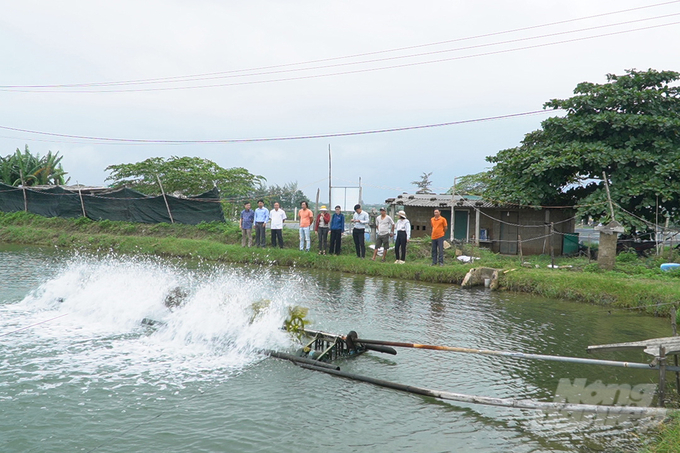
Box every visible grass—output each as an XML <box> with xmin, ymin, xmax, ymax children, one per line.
<box><xmin>641</xmin><ymin>412</ymin><xmax>680</xmax><ymax>453</ymax></box>
<box><xmin>2</xmin><ymin>211</ymin><xmax>680</xmax><ymax>314</ymax></box>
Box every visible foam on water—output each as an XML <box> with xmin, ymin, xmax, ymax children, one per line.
<box><xmin>2</xmin><ymin>253</ymin><xmax>299</xmax><ymax>388</ymax></box>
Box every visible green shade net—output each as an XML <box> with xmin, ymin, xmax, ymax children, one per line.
<box><xmin>0</xmin><ymin>183</ymin><xmax>225</xmax><ymax>224</ymax></box>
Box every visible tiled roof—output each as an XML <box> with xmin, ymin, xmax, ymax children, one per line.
<box><xmin>386</xmin><ymin>193</ymin><xmax>499</xmax><ymax>209</ymax></box>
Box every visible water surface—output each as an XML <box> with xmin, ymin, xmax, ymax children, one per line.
<box><xmin>0</xmin><ymin>245</ymin><xmax>671</xmax><ymax>452</ymax></box>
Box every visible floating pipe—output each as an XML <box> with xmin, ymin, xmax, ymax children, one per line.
<box><xmin>356</xmin><ymin>339</ymin><xmax>680</xmax><ymax>372</ymax></box>
<box><xmin>299</xmin><ymin>363</ymin><xmax>669</xmax><ymax>416</ymax></box>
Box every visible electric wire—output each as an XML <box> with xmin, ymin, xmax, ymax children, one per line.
<box><xmin>2</xmin><ymin>0</ymin><xmax>678</xmax><ymax>90</ymax></box>
<box><xmin>0</xmin><ymin>109</ymin><xmax>554</xmax><ymax>144</ymax></box>
<box><xmin>2</xmin><ymin>20</ymin><xmax>679</xmax><ymax>93</ymax></box>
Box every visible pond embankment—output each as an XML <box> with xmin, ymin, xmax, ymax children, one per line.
<box><xmin>2</xmin><ymin>212</ymin><xmax>680</xmax><ymax>316</ymax></box>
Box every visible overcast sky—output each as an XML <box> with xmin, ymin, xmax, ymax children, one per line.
<box><xmin>1</xmin><ymin>0</ymin><xmax>678</xmax><ymax>205</ymax></box>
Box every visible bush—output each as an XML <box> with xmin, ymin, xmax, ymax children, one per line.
<box><xmin>583</xmin><ymin>263</ymin><xmax>602</xmax><ymax>273</ymax></box>
<box><xmin>616</xmin><ymin>249</ymin><xmax>639</xmax><ymax>263</ymax></box>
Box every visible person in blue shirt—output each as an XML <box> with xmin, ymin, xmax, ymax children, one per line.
<box><xmin>254</xmin><ymin>199</ymin><xmax>270</xmax><ymax>248</ymax></box>
<box><xmin>329</xmin><ymin>205</ymin><xmax>345</xmax><ymax>255</ymax></box>
<box><xmin>239</xmin><ymin>202</ymin><xmax>255</xmax><ymax>247</ymax></box>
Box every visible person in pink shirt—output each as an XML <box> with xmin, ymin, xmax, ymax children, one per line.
<box><xmin>298</xmin><ymin>201</ymin><xmax>314</xmax><ymax>252</ymax></box>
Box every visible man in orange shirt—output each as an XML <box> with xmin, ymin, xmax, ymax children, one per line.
<box><xmin>430</xmin><ymin>209</ymin><xmax>448</xmax><ymax>266</ymax></box>
<box><xmin>298</xmin><ymin>201</ymin><xmax>315</xmax><ymax>252</ymax></box>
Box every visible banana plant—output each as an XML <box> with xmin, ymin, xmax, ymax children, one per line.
<box><xmin>0</xmin><ymin>145</ymin><xmax>68</xmax><ymax>186</ymax></box>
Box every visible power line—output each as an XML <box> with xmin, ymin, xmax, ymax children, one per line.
<box><xmin>2</xmin><ymin>19</ymin><xmax>680</xmax><ymax>93</ymax></box>
<box><xmin>0</xmin><ymin>109</ymin><xmax>555</xmax><ymax>145</ymax></box>
<box><xmin>2</xmin><ymin>0</ymin><xmax>678</xmax><ymax>90</ymax></box>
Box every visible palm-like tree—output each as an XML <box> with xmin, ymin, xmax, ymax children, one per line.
<box><xmin>0</xmin><ymin>145</ymin><xmax>68</xmax><ymax>186</ymax></box>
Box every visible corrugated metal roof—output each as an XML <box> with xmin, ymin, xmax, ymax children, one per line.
<box><xmin>386</xmin><ymin>193</ymin><xmax>500</xmax><ymax>209</ymax></box>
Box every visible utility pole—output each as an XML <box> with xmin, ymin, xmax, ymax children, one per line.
<box><xmin>328</xmin><ymin>145</ymin><xmax>332</xmax><ymax>209</ymax></box>
<box><xmin>450</xmin><ymin>176</ymin><xmax>456</xmax><ymax>242</ymax></box>
<box><xmin>359</xmin><ymin>177</ymin><xmax>363</xmax><ymax>205</ymax></box>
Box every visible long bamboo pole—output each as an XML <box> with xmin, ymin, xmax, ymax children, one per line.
<box><xmin>355</xmin><ymin>338</ymin><xmax>680</xmax><ymax>372</ymax></box>
<box><xmin>299</xmin><ymin>363</ymin><xmax>668</xmax><ymax>416</ymax></box>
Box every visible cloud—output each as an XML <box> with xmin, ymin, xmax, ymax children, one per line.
<box><xmin>1</xmin><ymin>0</ymin><xmax>678</xmax><ymax>203</ymax></box>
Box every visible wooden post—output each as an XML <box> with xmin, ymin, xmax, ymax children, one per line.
<box><xmin>550</xmin><ymin>222</ymin><xmax>555</xmax><ymax>268</ymax></box>
<box><xmin>156</xmin><ymin>175</ymin><xmax>174</xmax><ymax>224</ymax></box>
<box><xmin>602</xmin><ymin>171</ymin><xmax>616</xmax><ymax>220</ymax></box>
<box><xmin>518</xmin><ymin>234</ymin><xmax>523</xmax><ymax>264</ymax></box>
<box><xmin>543</xmin><ymin>210</ymin><xmax>550</xmax><ymax>254</ymax></box>
<box><xmin>659</xmin><ymin>345</ymin><xmax>666</xmax><ymax>407</ymax></box>
<box><xmin>672</xmin><ymin>306</ymin><xmax>679</xmax><ymax>394</ymax></box>
<box><xmin>78</xmin><ymin>188</ymin><xmax>87</xmax><ymax>218</ymax></box>
<box><xmin>19</xmin><ymin>169</ymin><xmax>28</xmax><ymax>213</ymax></box>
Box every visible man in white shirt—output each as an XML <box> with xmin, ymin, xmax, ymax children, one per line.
<box><xmin>269</xmin><ymin>202</ymin><xmax>287</xmax><ymax>248</ymax></box>
<box><xmin>351</xmin><ymin>204</ymin><xmax>369</xmax><ymax>258</ymax></box>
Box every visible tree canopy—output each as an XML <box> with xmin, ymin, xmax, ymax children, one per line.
<box><xmin>248</xmin><ymin>182</ymin><xmax>309</xmax><ymax>211</ymax></box>
<box><xmin>485</xmin><ymin>69</ymin><xmax>680</xmax><ymax>231</ymax></box>
<box><xmin>0</xmin><ymin>145</ymin><xmax>68</xmax><ymax>186</ymax></box>
<box><xmin>447</xmin><ymin>172</ymin><xmax>491</xmax><ymax>196</ymax></box>
<box><xmin>105</xmin><ymin>156</ymin><xmax>265</xmax><ymax>197</ymax></box>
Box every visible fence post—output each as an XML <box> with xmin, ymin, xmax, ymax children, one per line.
<box><xmin>78</xmin><ymin>188</ymin><xmax>87</xmax><ymax>218</ymax></box>
<box><xmin>156</xmin><ymin>175</ymin><xmax>174</xmax><ymax>224</ymax></box>
<box><xmin>19</xmin><ymin>169</ymin><xmax>28</xmax><ymax>213</ymax></box>
<box><xmin>518</xmin><ymin>234</ymin><xmax>523</xmax><ymax>264</ymax></box>
<box><xmin>550</xmin><ymin>222</ymin><xmax>555</xmax><ymax>268</ymax></box>
<box><xmin>672</xmin><ymin>306</ymin><xmax>679</xmax><ymax>395</ymax></box>
<box><xmin>659</xmin><ymin>345</ymin><xmax>666</xmax><ymax>407</ymax></box>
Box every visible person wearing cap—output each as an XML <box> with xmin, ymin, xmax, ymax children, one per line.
<box><xmin>394</xmin><ymin>210</ymin><xmax>411</xmax><ymax>264</ymax></box>
<box><xmin>431</xmin><ymin>209</ymin><xmax>448</xmax><ymax>265</ymax></box>
<box><xmin>315</xmin><ymin>205</ymin><xmax>331</xmax><ymax>255</ymax></box>
<box><xmin>329</xmin><ymin>205</ymin><xmax>345</xmax><ymax>255</ymax></box>
<box><xmin>372</xmin><ymin>207</ymin><xmax>394</xmax><ymax>262</ymax></box>
<box><xmin>351</xmin><ymin>204</ymin><xmax>369</xmax><ymax>258</ymax></box>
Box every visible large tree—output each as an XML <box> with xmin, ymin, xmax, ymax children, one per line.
<box><xmin>447</xmin><ymin>172</ymin><xmax>491</xmax><ymax>196</ymax></box>
<box><xmin>485</xmin><ymin>69</ymin><xmax>680</xmax><ymax>232</ymax></box>
<box><xmin>105</xmin><ymin>156</ymin><xmax>264</xmax><ymax>197</ymax></box>
<box><xmin>0</xmin><ymin>145</ymin><xmax>68</xmax><ymax>186</ymax></box>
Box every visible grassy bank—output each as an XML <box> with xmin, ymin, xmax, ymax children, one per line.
<box><xmin>642</xmin><ymin>412</ymin><xmax>680</xmax><ymax>453</ymax></box>
<box><xmin>2</xmin><ymin>212</ymin><xmax>680</xmax><ymax>315</ymax></box>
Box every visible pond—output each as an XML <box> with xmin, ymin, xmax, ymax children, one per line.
<box><xmin>0</xmin><ymin>245</ymin><xmax>672</xmax><ymax>452</ymax></box>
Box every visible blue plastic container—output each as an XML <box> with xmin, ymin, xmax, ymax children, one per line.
<box><xmin>660</xmin><ymin>263</ymin><xmax>680</xmax><ymax>272</ymax></box>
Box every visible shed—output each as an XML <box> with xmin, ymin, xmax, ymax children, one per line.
<box><xmin>386</xmin><ymin>193</ymin><xmax>576</xmax><ymax>256</ymax></box>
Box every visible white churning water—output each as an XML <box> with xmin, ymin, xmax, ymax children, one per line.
<box><xmin>2</xmin><ymin>254</ymin><xmax>296</xmax><ymax>389</ymax></box>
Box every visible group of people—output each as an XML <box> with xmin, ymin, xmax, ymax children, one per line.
<box><xmin>297</xmin><ymin>201</ymin><xmax>346</xmax><ymax>254</ymax></box>
<box><xmin>239</xmin><ymin>200</ymin><xmax>288</xmax><ymax>248</ymax></box>
<box><xmin>239</xmin><ymin>201</ymin><xmax>448</xmax><ymax>265</ymax></box>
